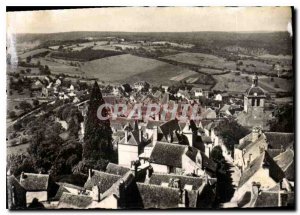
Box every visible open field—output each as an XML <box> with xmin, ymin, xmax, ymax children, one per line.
<box><xmin>31</xmin><ymin>57</ymin><xmax>83</xmax><ymax>76</ymax></box>
<box><xmin>259</xmin><ymin>77</ymin><xmax>293</xmax><ymax>92</ymax></box>
<box><xmin>213</xmin><ymin>73</ymin><xmax>293</xmax><ymax>93</ymax></box>
<box><xmin>81</xmin><ymin>54</ymin><xmax>196</xmax><ymax>84</ymax></box>
<box><xmin>161</xmin><ymin>52</ymin><xmax>236</xmax><ymax>71</ymax></box>
<box><xmin>18</xmin><ymin>48</ymin><xmax>50</xmax><ymax>59</ymax></box>
<box><xmin>7</xmin><ymin>143</ymin><xmax>30</xmax><ymax>156</ymax></box>
<box><xmin>212</xmin><ymin>73</ymin><xmax>251</xmax><ymax>92</ymax></box>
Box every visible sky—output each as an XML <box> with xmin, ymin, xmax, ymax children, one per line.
<box><xmin>7</xmin><ymin>7</ymin><xmax>292</xmax><ymax>34</ymax></box>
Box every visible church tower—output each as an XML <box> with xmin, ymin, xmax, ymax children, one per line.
<box><xmin>244</xmin><ymin>74</ymin><xmax>266</xmax><ymax>113</ymax></box>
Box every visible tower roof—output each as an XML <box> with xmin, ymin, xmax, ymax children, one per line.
<box><xmin>245</xmin><ymin>75</ymin><xmax>266</xmax><ymax>97</ymax></box>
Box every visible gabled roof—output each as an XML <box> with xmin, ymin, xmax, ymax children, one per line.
<box><xmin>254</xmin><ymin>191</ymin><xmax>294</xmax><ymax>208</ymax></box>
<box><xmin>53</xmin><ymin>183</ymin><xmax>85</xmax><ymax>201</ymax></box>
<box><xmin>58</xmin><ymin>192</ymin><xmax>92</xmax><ymax>209</ymax></box>
<box><xmin>119</xmin><ymin>130</ymin><xmax>142</xmax><ymax>146</ymax></box>
<box><xmin>264</xmin><ymin>132</ymin><xmax>294</xmax><ymax>150</ymax></box>
<box><xmin>274</xmin><ymin>149</ymin><xmax>294</xmax><ymax>171</ymax></box>
<box><xmin>149</xmin><ymin>173</ymin><xmax>204</xmax><ymax>191</ymax></box>
<box><xmin>136</xmin><ymin>183</ymin><xmax>180</xmax><ymax>209</ymax></box>
<box><xmin>149</xmin><ymin>142</ymin><xmax>187</xmax><ymax>168</ymax></box>
<box><xmin>160</xmin><ymin>119</ymin><xmax>180</xmax><ymax>141</ymax></box>
<box><xmin>106</xmin><ymin>163</ymin><xmax>131</xmax><ymax>176</ymax></box>
<box><xmin>19</xmin><ymin>173</ymin><xmax>49</xmax><ymax>191</ymax></box>
<box><xmin>238</xmin><ymin>151</ymin><xmax>285</xmax><ymax>188</ymax></box>
<box><xmin>266</xmin><ymin>149</ymin><xmax>282</xmax><ymax>158</ymax></box>
<box><xmin>84</xmin><ymin>170</ymin><xmax>121</xmax><ymax>191</ymax></box>
<box><xmin>200</xmin><ymin>152</ymin><xmax>217</xmax><ymax>173</ymax></box>
<box><xmin>146</xmin><ymin>120</ymin><xmax>164</xmax><ymax>129</ymax></box>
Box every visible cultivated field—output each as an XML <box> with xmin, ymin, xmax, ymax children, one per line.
<box><xmin>18</xmin><ymin>48</ymin><xmax>49</xmax><ymax>59</ymax></box>
<box><xmin>31</xmin><ymin>57</ymin><xmax>83</xmax><ymax>76</ymax></box>
<box><xmin>81</xmin><ymin>54</ymin><xmax>196</xmax><ymax>84</ymax></box>
<box><xmin>161</xmin><ymin>52</ymin><xmax>236</xmax><ymax>71</ymax></box>
<box><xmin>212</xmin><ymin>73</ymin><xmax>251</xmax><ymax>92</ymax></box>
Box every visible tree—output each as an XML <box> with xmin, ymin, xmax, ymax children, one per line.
<box><xmin>33</xmin><ymin>99</ymin><xmax>39</xmax><ymax>107</ymax></box>
<box><xmin>216</xmin><ymin>118</ymin><xmax>249</xmax><ymax>152</ymax></box>
<box><xmin>9</xmin><ymin>111</ymin><xmax>16</xmax><ymax>119</ymax></box>
<box><xmin>26</xmin><ymin>56</ymin><xmax>32</xmax><ymax>64</ymax></box>
<box><xmin>19</xmin><ymin>101</ymin><xmax>32</xmax><ymax>113</ymax></box>
<box><xmin>50</xmin><ymin>140</ymin><xmax>82</xmax><ymax>178</ymax></box>
<box><xmin>269</xmin><ymin>104</ymin><xmax>294</xmax><ymax>132</ymax></box>
<box><xmin>210</xmin><ymin>145</ymin><xmax>235</xmax><ymax>203</ymax></box>
<box><xmin>83</xmin><ymin>81</ymin><xmax>113</xmax><ymax>161</ymax></box>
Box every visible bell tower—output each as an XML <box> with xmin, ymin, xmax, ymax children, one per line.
<box><xmin>244</xmin><ymin>75</ymin><xmax>266</xmax><ymax>113</ymax></box>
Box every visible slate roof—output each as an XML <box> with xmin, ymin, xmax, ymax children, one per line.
<box><xmin>238</xmin><ymin>151</ymin><xmax>285</xmax><ymax>188</ymax></box>
<box><xmin>149</xmin><ymin>142</ymin><xmax>187</xmax><ymax>168</ymax></box>
<box><xmin>264</xmin><ymin>132</ymin><xmax>294</xmax><ymax>150</ymax></box>
<box><xmin>84</xmin><ymin>170</ymin><xmax>121</xmax><ymax>192</ymax></box>
<box><xmin>245</xmin><ymin>86</ymin><xmax>266</xmax><ymax>97</ymax></box>
<box><xmin>274</xmin><ymin>149</ymin><xmax>294</xmax><ymax>171</ymax></box>
<box><xmin>254</xmin><ymin>191</ymin><xmax>294</xmax><ymax>208</ymax></box>
<box><xmin>185</xmin><ymin>147</ymin><xmax>199</xmax><ymax>163</ymax></box>
<box><xmin>7</xmin><ymin>175</ymin><xmax>27</xmax><ymax>209</ymax></box>
<box><xmin>58</xmin><ymin>192</ymin><xmax>92</xmax><ymax>209</ymax></box>
<box><xmin>53</xmin><ymin>183</ymin><xmax>85</xmax><ymax>201</ymax></box>
<box><xmin>19</xmin><ymin>173</ymin><xmax>49</xmax><ymax>191</ymax></box>
<box><xmin>284</xmin><ymin>161</ymin><xmax>295</xmax><ymax>181</ymax></box>
<box><xmin>149</xmin><ymin>173</ymin><xmax>204</xmax><ymax>190</ymax></box>
<box><xmin>146</xmin><ymin>120</ymin><xmax>164</xmax><ymax>129</ymax></box>
<box><xmin>106</xmin><ymin>163</ymin><xmax>131</xmax><ymax>176</ymax></box>
<box><xmin>200</xmin><ymin>152</ymin><xmax>217</xmax><ymax>173</ymax></box>
<box><xmin>201</xmin><ymin>135</ymin><xmax>213</xmax><ymax>144</ymax></box>
<box><xmin>136</xmin><ymin>183</ymin><xmax>180</xmax><ymax>209</ymax></box>
<box><xmin>266</xmin><ymin>149</ymin><xmax>282</xmax><ymax>158</ymax></box>
<box><xmin>160</xmin><ymin>119</ymin><xmax>181</xmax><ymax>141</ymax></box>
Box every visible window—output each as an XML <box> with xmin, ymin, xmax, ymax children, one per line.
<box><xmin>257</xmin><ymin>98</ymin><xmax>260</xmax><ymax>106</ymax></box>
<box><xmin>251</xmin><ymin>99</ymin><xmax>255</xmax><ymax>106</ymax></box>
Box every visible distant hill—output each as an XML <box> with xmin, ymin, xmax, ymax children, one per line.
<box><xmin>12</xmin><ymin>31</ymin><xmax>293</xmax><ymax>55</ymax></box>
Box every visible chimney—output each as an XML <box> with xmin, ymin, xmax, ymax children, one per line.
<box><xmin>153</xmin><ymin>126</ymin><xmax>158</xmax><ymax>146</ymax></box>
<box><xmin>146</xmin><ymin>166</ymin><xmax>153</xmax><ymax>179</ymax></box>
<box><xmin>131</xmin><ymin>160</ymin><xmax>140</xmax><ymax>177</ymax></box>
<box><xmin>278</xmin><ymin>182</ymin><xmax>283</xmax><ymax>207</ymax></box>
<box><xmin>20</xmin><ymin>172</ymin><xmax>25</xmax><ymax>182</ymax></box>
<box><xmin>138</xmin><ymin>125</ymin><xmax>142</xmax><ymax>143</ymax></box>
<box><xmin>280</xmin><ymin>145</ymin><xmax>284</xmax><ymax>153</ymax></box>
<box><xmin>178</xmin><ymin>189</ymin><xmax>187</xmax><ymax>208</ymax></box>
<box><xmin>251</xmin><ymin>182</ymin><xmax>260</xmax><ymax>204</ymax></box>
<box><xmin>125</xmin><ymin>130</ymin><xmax>128</xmax><ymax>144</ymax></box>
<box><xmin>252</xmin><ymin>127</ymin><xmax>260</xmax><ymax>142</ymax></box>
<box><xmin>119</xmin><ymin>179</ymin><xmax>125</xmax><ymax>206</ymax></box>
<box><xmin>92</xmin><ymin>185</ymin><xmax>101</xmax><ymax>202</ymax></box>
<box><xmin>155</xmin><ymin>113</ymin><xmax>160</xmax><ymax>121</ymax></box>
<box><xmin>173</xmin><ymin>178</ymin><xmax>181</xmax><ymax>189</ymax></box>
<box><xmin>248</xmin><ymin>154</ymin><xmax>252</xmax><ymax>164</ymax></box>
<box><xmin>88</xmin><ymin>169</ymin><xmax>92</xmax><ymax>179</ymax></box>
